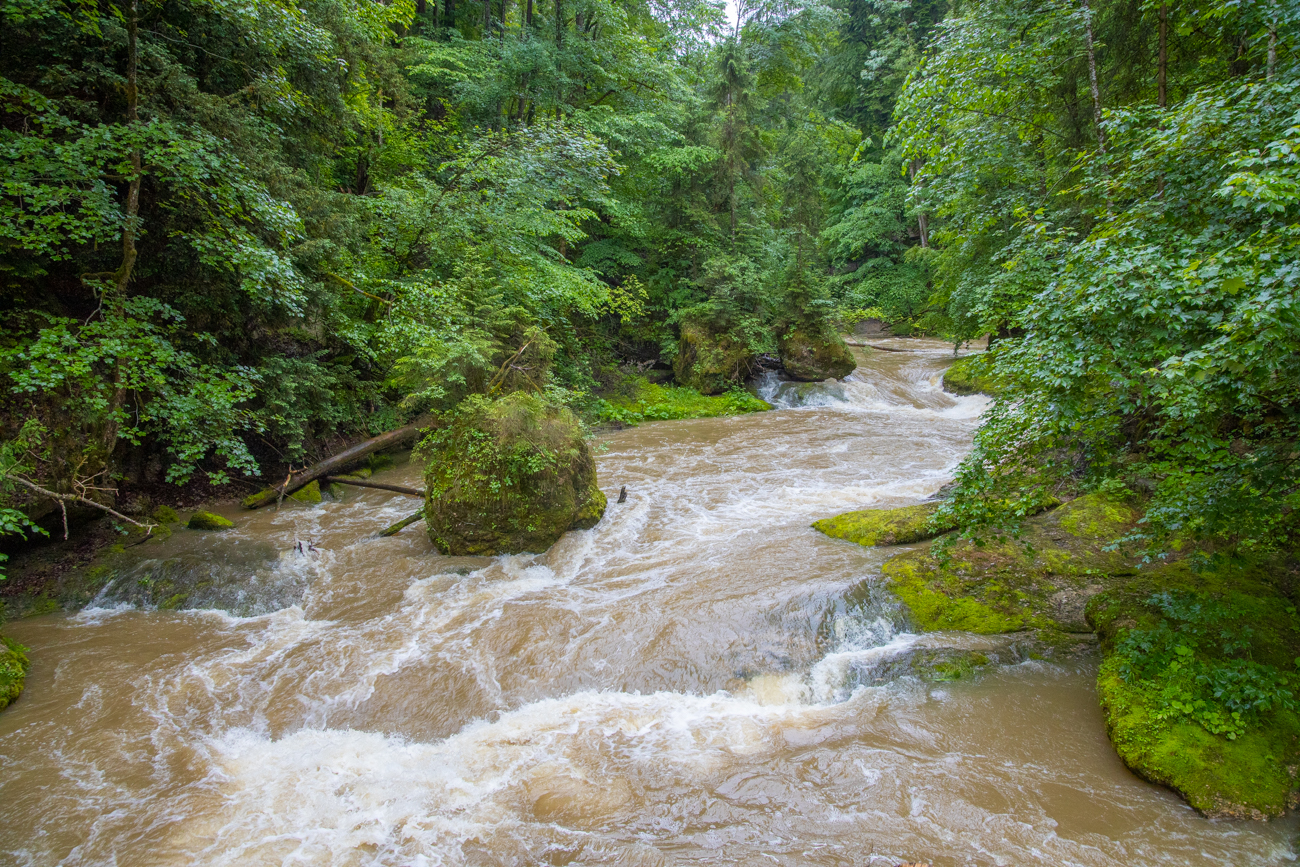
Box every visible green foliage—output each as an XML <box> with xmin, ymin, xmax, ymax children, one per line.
<box><xmin>895</xmin><ymin>0</ymin><xmax>1300</xmax><ymax>554</ymax></box>
<box><xmin>0</xmin><ymin>634</ymin><xmax>29</xmax><ymax>712</ymax></box>
<box><xmin>1114</xmin><ymin>592</ymin><xmax>1299</xmax><ymax>739</ymax></box>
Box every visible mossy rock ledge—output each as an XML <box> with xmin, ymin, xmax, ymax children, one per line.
<box><xmin>0</xmin><ymin>634</ymin><xmax>30</xmax><ymax>712</ymax></box>
<box><xmin>813</xmin><ymin>502</ymin><xmax>952</xmax><ymax>547</ymax></box>
<box><xmin>942</xmin><ymin>353</ymin><xmax>1002</xmax><ymax>396</ymax></box>
<box><xmin>866</xmin><ymin>491</ymin><xmax>1300</xmax><ymax>818</ymax></box>
<box><xmin>673</xmin><ymin>321</ymin><xmax>754</xmax><ymax>395</ymax></box>
<box><xmin>778</xmin><ymin>326</ymin><xmax>856</xmax><ymax>381</ymax></box>
<box><xmin>424</xmin><ymin>392</ymin><xmax>607</xmax><ymax>555</ymax></box>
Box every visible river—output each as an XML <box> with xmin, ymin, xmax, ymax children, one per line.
<box><xmin>1</xmin><ymin>339</ymin><xmax>1295</xmax><ymax>866</ymax></box>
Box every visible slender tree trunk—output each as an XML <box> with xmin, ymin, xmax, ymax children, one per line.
<box><xmin>445</xmin><ymin>0</ymin><xmax>456</xmax><ymax>31</ymax></box>
<box><xmin>526</xmin><ymin>0</ymin><xmax>532</xmax><ymax>27</ymax></box>
<box><xmin>482</xmin><ymin>0</ymin><xmax>490</xmax><ymax>35</ymax></box>
<box><xmin>555</xmin><ymin>0</ymin><xmax>562</xmax><ymax>51</ymax></box>
<box><xmin>1081</xmin><ymin>0</ymin><xmax>1106</xmax><ymax>155</ymax></box>
<box><xmin>1268</xmin><ymin>12</ymin><xmax>1278</xmax><ymax>80</ymax></box>
<box><xmin>1157</xmin><ymin>2</ymin><xmax>1167</xmax><ymax>108</ymax></box>
<box><xmin>908</xmin><ymin>158</ymin><xmax>929</xmax><ymax>248</ymax></box>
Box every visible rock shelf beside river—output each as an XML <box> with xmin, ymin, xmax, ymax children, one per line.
<box><xmin>815</xmin><ymin>493</ymin><xmax>1300</xmax><ymax>819</ymax></box>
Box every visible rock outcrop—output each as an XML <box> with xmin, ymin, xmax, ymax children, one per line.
<box><xmin>424</xmin><ymin>392</ymin><xmax>606</xmax><ymax>555</ymax></box>
<box><xmin>813</xmin><ymin>491</ymin><xmax>1300</xmax><ymax>819</ymax></box>
<box><xmin>778</xmin><ymin>326</ymin><xmax>856</xmax><ymax>381</ymax></box>
<box><xmin>941</xmin><ymin>353</ymin><xmax>1001</xmax><ymax>396</ymax></box>
<box><xmin>673</xmin><ymin>321</ymin><xmax>754</xmax><ymax>395</ymax></box>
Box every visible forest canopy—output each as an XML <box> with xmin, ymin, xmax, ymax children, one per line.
<box><xmin>0</xmin><ymin>0</ymin><xmax>1295</xmax><ymax>560</ymax></box>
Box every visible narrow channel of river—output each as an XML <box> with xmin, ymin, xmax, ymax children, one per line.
<box><xmin>2</xmin><ymin>339</ymin><xmax>1295</xmax><ymax>866</ymax></box>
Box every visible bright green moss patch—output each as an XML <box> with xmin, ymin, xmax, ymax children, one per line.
<box><xmin>0</xmin><ymin>634</ymin><xmax>30</xmax><ymax>712</ymax></box>
<box><xmin>187</xmin><ymin>510</ymin><xmax>235</xmax><ymax>530</ymax></box>
<box><xmin>594</xmin><ymin>378</ymin><xmax>769</xmax><ymax>426</ymax></box>
<box><xmin>812</xmin><ymin>502</ymin><xmax>953</xmax><ymax>547</ymax></box>
<box><xmin>1086</xmin><ymin>562</ymin><xmax>1300</xmax><ymax>817</ymax></box>
<box><xmin>942</xmin><ymin>353</ymin><xmax>1002</xmax><ymax>396</ymax></box>
<box><xmin>289</xmin><ymin>480</ymin><xmax>322</xmax><ymax>504</ymax></box>
<box><xmin>1097</xmin><ymin>655</ymin><xmax>1300</xmax><ymax>818</ymax></box>
<box><xmin>1058</xmin><ymin>493</ymin><xmax>1138</xmax><ymax>540</ymax></box>
<box><xmin>878</xmin><ymin>493</ymin><xmax>1139</xmax><ymax>634</ymax></box>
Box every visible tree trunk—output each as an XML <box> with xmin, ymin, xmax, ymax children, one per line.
<box><xmin>483</xmin><ymin>0</ymin><xmax>490</xmax><ymax>35</ymax></box>
<box><xmin>1268</xmin><ymin>12</ymin><xmax>1278</xmax><ymax>81</ymax></box>
<box><xmin>379</xmin><ymin>509</ymin><xmax>425</xmax><ymax>537</ymax></box>
<box><xmin>241</xmin><ymin>417</ymin><xmax>432</xmax><ymax>509</ymax></box>
<box><xmin>1080</xmin><ymin>0</ymin><xmax>1106</xmax><ymax>155</ymax></box>
<box><xmin>322</xmin><ymin>477</ymin><xmax>424</xmax><ymax>497</ymax></box>
<box><xmin>445</xmin><ymin>0</ymin><xmax>455</xmax><ymax>30</ymax></box>
<box><xmin>526</xmin><ymin>0</ymin><xmax>533</xmax><ymax>27</ymax></box>
<box><xmin>1157</xmin><ymin>2</ymin><xmax>1167</xmax><ymax>108</ymax></box>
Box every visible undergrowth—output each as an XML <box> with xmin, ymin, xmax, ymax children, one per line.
<box><xmin>593</xmin><ymin>379</ymin><xmax>770</xmax><ymax>426</ymax></box>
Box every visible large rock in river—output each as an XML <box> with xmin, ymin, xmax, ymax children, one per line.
<box><xmin>778</xmin><ymin>326</ymin><xmax>856</xmax><ymax>381</ymax></box>
<box><xmin>423</xmin><ymin>392</ymin><xmax>607</xmax><ymax>555</ymax></box>
<box><xmin>673</xmin><ymin>321</ymin><xmax>754</xmax><ymax>395</ymax></box>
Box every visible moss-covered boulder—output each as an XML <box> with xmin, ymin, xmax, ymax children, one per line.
<box><xmin>187</xmin><ymin>510</ymin><xmax>235</xmax><ymax>531</ymax></box>
<box><xmin>942</xmin><ymin>353</ymin><xmax>1002</xmax><ymax>396</ymax></box>
<box><xmin>1087</xmin><ymin>564</ymin><xmax>1300</xmax><ymax>818</ymax></box>
<box><xmin>778</xmin><ymin>326</ymin><xmax>856</xmax><ymax>381</ymax></box>
<box><xmin>878</xmin><ymin>493</ymin><xmax>1138</xmax><ymax>634</ymax></box>
<box><xmin>0</xmin><ymin>635</ymin><xmax>30</xmax><ymax>712</ymax></box>
<box><xmin>673</xmin><ymin>321</ymin><xmax>754</xmax><ymax>395</ymax></box>
<box><xmin>812</xmin><ymin>502</ymin><xmax>953</xmax><ymax>547</ymax></box>
<box><xmin>423</xmin><ymin>392</ymin><xmax>607</xmax><ymax>555</ymax></box>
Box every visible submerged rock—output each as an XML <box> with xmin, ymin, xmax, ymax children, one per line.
<box><xmin>423</xmin><ymin>392</ymin><xmax>607</xmax><ymax>555</ymax></box>
<box><xmin>0</xmin><ymin>635</ymin><xmax>29</xmax><ymax>712</ymax></box>
<box><xmin>187</xmin><ymin>510</ymin><xmax>235</xmax><ymax>531</ymax></box>
<box><xmin>812</xmin><ymin>502</ymin><xmax>952</xmax><ymax>547</ymax></box>
<box><xmin>778</xmin><ymin>326</ymin><xmax>856</xmax><ymax>381</ymax></box>
<box><xmin>673</xmin><ymin>321</ymin><xmax>754</xmax><ymax>395</ymax></box>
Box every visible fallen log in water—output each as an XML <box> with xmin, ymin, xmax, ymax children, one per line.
<box><xmin>379</xmin><ymin>508</ymin><xmax>425</xmax><ymax>537</ymax></box>
<box><xmin>323</xmin><ymin>476</ymin><xmax>424</xmax><ymax>498</ymax></box>
<box><xmin>242</xmin><ymin>416</ymin><xmax>432</xmax><ymax>509</ymax></box>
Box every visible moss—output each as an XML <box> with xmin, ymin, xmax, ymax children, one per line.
<box><xmin>596</xmin><ymin>378</ymin><xmax>770</xmax><ymax>426</ymax></box>
<box><xmin>877</xmin><ymin>493</ymin><xmax>1139</xmax><ymax>634</ymax></box>
<box><xmin>337</xmin><ymin>468</ymin><xmax>372</xmax><ymax>479</ymax></box>
<box><xmin>424</xmin><ymin>392</ymin><xmax>607</xmax><ymax>555</ymax></box>
<box><xmin>1097</xmin><ymin>654</ymin><xmax>1300</xmax><ymax>818</ymax></box>
<box><xmin>812</xmin><ymin>502</ymin><xmax>953</xmax><ymax>547</ymax></box>
<box><xmin>1058</xmin><ymin>492</ymin><xmax>1138</xmax><ymax>540</ymax></box>
<box><xmin>778</xmin><ymin>326</ymin><xmax>857</xmax><ymax>381</ymax></box>
<box><xmin>0</xmin><ymin>634</ymin><xmax>30</xmax><ymax>712</ymax></box>
<box><xmin>673</xmin><ymin>321</ymin><xmax>754</xmax><ymax>395</ymax></box>
<box><xmin>150</xmin><ymin>505</ymin><xmax>179</xmax><ymax>525</ymax></box>
<box><xmin>1084</xmin><ymin>559</ymin><xmax>1300</xmax><ymax>817</ymax></box>
<box><xmin>187</xmin><ymin>510</ymin><xmax>235</xmax><ymax>530</ymax></box>
<box><xmin>289</xmin><ymin>480</ymin><xmax>322</xmax><ymax>504</ymax></box>
<box><xmin>942</xmin><ymin>353</ymin><xmax>1002</xmax><ymax>396</ymax></box>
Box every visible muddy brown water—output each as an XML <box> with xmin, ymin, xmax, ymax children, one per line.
<box><xmin>2</xmin><ymin>340</ymin><xmax>1296</xmax><ymax>866</ymax></box>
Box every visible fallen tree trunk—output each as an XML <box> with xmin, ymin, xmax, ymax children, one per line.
<box><xmin>379</xmin><ymin>508</ymin><xmax>425</xmax><ymax>537</ymax></box>
<box><xmin>323</xmin><ymin>477</ymin><xmax>424</xmax><ymax>498</ymax></box>
<box><xmin>242</xmin><ymin>416</ymin><xmax>432</xmax><ymax>510</ymax></box>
